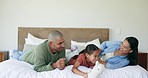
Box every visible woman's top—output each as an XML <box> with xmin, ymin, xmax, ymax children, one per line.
<box><xmin>100</xmin><ymin>41</ymin><xmax>129</xmax><ymax>69</ymax></box>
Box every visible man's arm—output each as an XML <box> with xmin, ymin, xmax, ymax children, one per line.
<box><xmin>33</xmin><ymin>48</ymin><xmax>54</xmax><ymax>72</ymax></box>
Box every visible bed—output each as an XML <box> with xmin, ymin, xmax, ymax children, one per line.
<box><xmin>0</xmin><ymin>27</ymin><xmax>148</xmax><ymax>78</ymax></box>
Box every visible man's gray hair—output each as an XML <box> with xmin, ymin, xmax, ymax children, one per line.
<box><xmin>48</xmin><ymin>30</ymin><xmax>63</xmax><ymax>42</ymax></box>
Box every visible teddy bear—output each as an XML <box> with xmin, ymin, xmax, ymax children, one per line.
<box><xmin>88</xmin><ymin>61</ymin><xmax>105</xmax><ymax>78</ymax></box>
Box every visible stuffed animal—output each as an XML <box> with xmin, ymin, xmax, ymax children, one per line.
<box><xmin>88</xmin><ymin>61</ymin><xmax>105</xmax><ymax>78</ymax></box>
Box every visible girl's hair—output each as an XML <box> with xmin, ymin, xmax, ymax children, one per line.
<box><xmin>84</xmin><ymin>44</ymin><xmax>100</xmax><ymax>55</ymax></box>
<box><xmin>126</xmin><ymin>37</ymin><xmax>139</xmax><ymax>65</ymax></box>
<box><xmin>70</xmin><ymin>44</ymin><xmax>99</xmax><ymax>60</ymax></box>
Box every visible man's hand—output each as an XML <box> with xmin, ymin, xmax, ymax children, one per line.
<box><xmin>52</xmin><ymin>58</ymin><xmax>66</xmax><ymax>70</ymax></box>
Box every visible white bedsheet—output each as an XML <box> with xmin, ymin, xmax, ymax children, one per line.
<box><xmin>0</xmin><ymin>59</ymin><xmax>148</xmax><ymax>78</ymax></box>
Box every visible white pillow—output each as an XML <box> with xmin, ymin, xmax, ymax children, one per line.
<box><xmin>71</xmin><ymin>38</ymin><xmax>101</xmax><ymax>50</ymax></box>
<box><xmin>85</xmin><ymin>38</ymin><xmax>101</xmax><ymax>48</ymax></box>
<box><xmin>66</xmin><ymin>49</ymin><xmax>71</xmax><ymax>54</ymax></box>
<box><xmin>66</xmin><ymin>50</ymin><xmax>79</xmax><ymax>63</ymax></box>
<box><xmin>23</xmin><ymin>44</ymin><xmax>36</xmax><ymax>52</ymax></box>
<box><xmin>71</xmin><ymin>40</ymin><xmax>86</xmax><ymax>46</ymax></box>
<box><xmin>25</xmin><ymin>33</ymin><xmax>47</xmax><ymax>45</ymax></box>
<box><xmin>25</xmin><ymin>38</ymin><xmax>34</xmax><ymax>45</ymax></box>
<box><xmin>23</xmin><ymin>33</ymin><xmax>47</xmax><ymax>53</ymax></box>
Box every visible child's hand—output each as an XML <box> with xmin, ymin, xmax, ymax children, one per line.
<box><xmin>83</xmin><ymin>73</ymin><xmax>88</xmax><ymax>78</ymax></box>
<box><xmin>89</xmin><ymin>66</ymin><xmax>94</xmax><ymax>69</ymax></box>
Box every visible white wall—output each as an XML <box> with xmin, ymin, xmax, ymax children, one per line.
<box><xmin>0</xmin><ymin>0</ymin><xmax>148</xmax><ymax>52</ymax></box>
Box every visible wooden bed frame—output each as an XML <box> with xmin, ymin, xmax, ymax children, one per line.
<box><xmin>17</xmin><ymin>27</ymin><xmax>147</xmax><ymax>71</ymax></box>
<box><xmin>18</xmin><ymin>27</ymin><xmax>109</xmax><ymax>50</ymax></box>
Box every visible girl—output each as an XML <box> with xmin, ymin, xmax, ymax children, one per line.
<box><xmin>98</xmin><ymin>36</ymin><xmax>139</xmax><ymax>69</ymax></box>
<box><xmin>69</xmin><ymin>44</ymin><xmax>101</xmax><ymax>78</ymax></box>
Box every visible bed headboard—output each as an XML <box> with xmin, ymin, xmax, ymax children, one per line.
<box><xmin>18</xmin><ymin>27</ymin><xmax>109</xmax><ymax>51</ymax></box>
<box><xmin>17</xmin><ymin>27</ymin><xmax>148</xmax><ymax>71</ymax></box>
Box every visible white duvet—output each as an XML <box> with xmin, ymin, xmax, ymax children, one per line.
<box><xmin>0</xmin><ymin>59</ymin><xmax>148</xmax><ymax>78</ymax></box>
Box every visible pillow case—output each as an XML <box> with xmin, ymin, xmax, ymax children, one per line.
<box><xmin>85</xmin><ymin>38</ymin><xmax>101</xmax><ymax>48</ymax></box>
<box><xmin>10</xmin><ymin>33</ymin><xmax>47</xmax><ymax>61</ymax></box>
<box><xmin>70</xmin><ymin>45</ymin><xmax>85</xmax><ymax>53</ymax></box>
<box><xmin>23</xmin><ymin>33</ymin><xmax>47</xmax><ymax>52</ymax></box>
<box><xmin>66</xmin><ymin>50</ymin><xmax>79</xmax><ymax>63</ymax></box>
<box><xmin>24</xmin><ymin>38</ymin><xmax>35</xmax><ymax>45</ymax></box>
<box><xmin>26</xmin><ymin>33</ymin><xmax>47</xmax><ymax>45</ymax></box>
<box><xmin>22</xmin><ymin>44</ymin><xmax>36</xmax><ymax>53</ymax></box>
<box><xmin>66</xmin><ymin>49</ymin><xmax>71</xmax><ymax>54</ymax></box>
<box><xmin>71</xmin><ymin>38</ymin><xmax>101</xmax><ymax>52</ymax></box>
<box><xmin>71</xmin><ymin>40</ymin><xmax>86</xmax><ymax>46</ymax></box>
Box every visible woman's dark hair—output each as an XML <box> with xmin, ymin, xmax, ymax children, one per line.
<box><xmin>126</xmin><ymin>37</ymin><xmax>139</xmax><ymax>65</ymax></box>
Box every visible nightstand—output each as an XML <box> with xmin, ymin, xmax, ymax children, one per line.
<box><xmin>138</xmin><ymin>53</ymin><xmax>148</xmax><ymax>71</ymax></box>
<box><xmin>0</xmin><ymin>52</ymin><xmax>4</xmax><ymax>62</ymax></box>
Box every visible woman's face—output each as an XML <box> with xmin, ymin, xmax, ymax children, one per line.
<box><xmin>119</xmin><ymin>40</ymin><xmax>132</xmax><ymax>55</ymax></box>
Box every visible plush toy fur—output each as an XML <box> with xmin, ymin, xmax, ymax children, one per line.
<box><xmin>88</xmin><ymin>61</ymin><xmax>105</xmax><ymax>78</ymax></box>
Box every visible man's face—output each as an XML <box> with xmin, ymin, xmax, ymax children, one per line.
<box><xmin>52</xmin><ymin>37</ymin><xmax>65</xmax><ymax>52</ymax></box>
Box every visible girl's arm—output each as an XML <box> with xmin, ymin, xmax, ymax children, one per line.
<box><xmin>72</xmin><ymin>60</ymin><xmax>88</xmax><ymax>78</ymax></box>
<box><xmin>98</xmin><ymin>58</ymin><xmax>107</xmax><ymax>65</ymax></box>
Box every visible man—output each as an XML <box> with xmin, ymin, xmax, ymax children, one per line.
<box><xmin>23</xmin><ymin>30</ymin><xmax>66</xmax><ymax>72</ymax></box>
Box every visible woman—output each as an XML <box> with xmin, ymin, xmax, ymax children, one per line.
<box><xmin>99</xmin><ymin>36</ymin><xmax>139</xmax><ymax>69</ymax></box>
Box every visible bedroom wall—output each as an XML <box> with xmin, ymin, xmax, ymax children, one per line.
<box><xmin>0</xmin><ymin>0</ymin><xmax>148</xmax><ymax>53</ymax></box>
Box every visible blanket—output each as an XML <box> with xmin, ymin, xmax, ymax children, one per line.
<box><xmin>0</xmin><ymin>59</ymin><xmax>148</xmax><ymax>78</ymax></box>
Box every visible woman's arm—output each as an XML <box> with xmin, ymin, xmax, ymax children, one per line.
<box><xmin>72</xmin><ymin>60</ymin><xmax>88</xmax><ymax>78</ymax></box>
<box><xmin>105</xmin><ymin>59</ymin><xmax>129</xmax><ymax>69</ymax></box>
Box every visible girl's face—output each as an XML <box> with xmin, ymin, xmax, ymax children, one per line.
<box><xmin>119</xmin><ymin>40</ymin><xmax>132</xmax><ymax>55</ymax></box>
<box><xmin>86</xmin><ymin>49</ymin><xmax>101</xmax><ymax>64</ymax></box>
